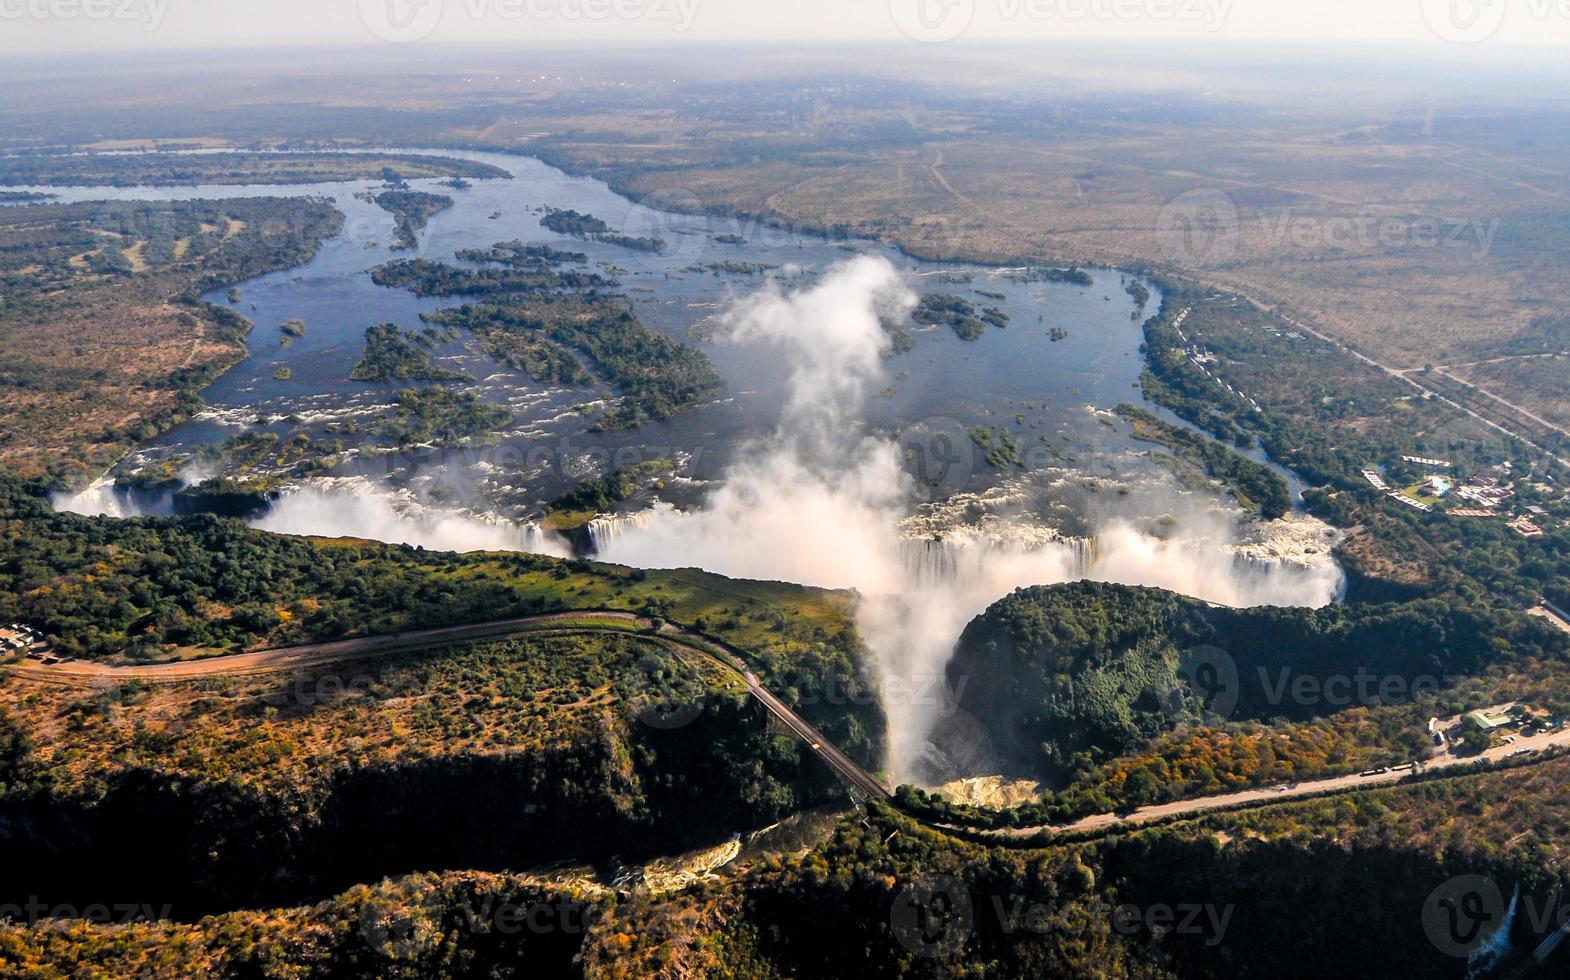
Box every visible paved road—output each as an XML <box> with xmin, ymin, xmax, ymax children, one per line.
<box><xmin>655</xmin><ymin>622</ymin><xmax>892</xmax><ymax>800</ymax></box>
<box><xmin>16</xmin><ymin>612</ymin><xmax>1566</xmax><ymax>832</ymax></box>
<box><xmin>990</xmin><ymin>722</ymin><xmax>1570</xmax><ymax>838</ymax></box>
<box><xmin>6</xmin><ymin>611</ymin><xmax>895</xmax><ymax>800</ymax></box>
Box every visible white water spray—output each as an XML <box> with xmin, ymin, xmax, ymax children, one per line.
<box><xmin>591</xmin><ymin>256</ymin><xmax>1342</xmax><ymax>782</ymax></box>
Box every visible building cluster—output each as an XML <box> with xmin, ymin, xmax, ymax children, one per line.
<box><xmin>1508</xmin><ymin>516</ymin><xmax>1546</xmax><ymax>538</ymax></box>
<box><xmin>1455</xmin><ymin>476</ymin><xmax>1516</xmax><ymax>509</ymax></box>
<box><xmin>1363</xmin><ymin>455</ymin><xmax>1567</xmax><ymax>536</ymax></box>
<box><xmin>0</xmin><ymin>624</ymin><xmax>40</xmax><ymax>656</ymax></box>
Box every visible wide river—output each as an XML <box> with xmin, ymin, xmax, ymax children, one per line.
<box><xmin>27</xmin><ymin>148</ymin><xmax>1308</xmax><ymax>531</ymax></box>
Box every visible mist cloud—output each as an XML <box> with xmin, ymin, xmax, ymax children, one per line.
<box><xmin>252</xmin><ymin>482</ymin><xmax>571</xmax><ymax>556</ymax></box>
<box><xmin>592</xmin><ymin>255</ymin><xmax>1342</xmax><ymax>783</ymax></box>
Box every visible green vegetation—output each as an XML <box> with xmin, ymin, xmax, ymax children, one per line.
<box><xmin>349</xmin><ymin>324</ymin><xmax>468</xmax><ymax>383</ymax></box>
<box><xmin>0</xmin><ymin>474</ymin><xmax>878</xmax><ymax>742</ymax></box>
<box><xmin>969</xmin><ymin>425</ymin><xmax>1023</xmax><ymax>468</ymax></box>
<box><xmin>481</xmin><ymin>330</ymin><xmax>592</xmax><ymax>385</ymax></box>
<box><xmin>12</xmin><ymin>749</ymin><xmax>1570</xmax><ymax>978</ymax></box>
<box><xmin>914</xmin><ymin>292</ymin><xmax>991</xmax><ymax>341</ymax></box>
<box><xmin>455</xmin><ymin>240</ymin><xmax>587</xmax><ymax>267</ymax></box>
<box><xmin>371</xmin><ymin>256</ymin><xmax>614</xmax><ymax>296</ymax></box>
<box><xmin>1118</xmin><ymin>405</ymin><xmax>1290</xmax><ymax>519</ymax></box>
<box><xmin>279</xmin><ymin>319</ymin><xmax>306</xmax><ymax>337</ymax></box>
<box><xmin>424</xmin><ymin>300</ymin><xmax>720</xmax><ymax>429</ymax></box>
<box><xmin>0</xmin><ymin>629</ymin><xmax>842</xmax><ymax>915</ymax></box>
<box><xmin>370</xmin><ymin>190</ymin><xmax>452</xmax><ymax>250</ymax></box>
<box><xmin>1139</xmin><ymin>284</ymin><xmax>1570</xmax><ymax>606</ymax></box>
<box><xmin>942</xmin><ymin>581</ymin><xmax>1567</xmax><ymax>821</ymax></box>
<box><xmin>0</xmin><ymin>152</ymin><xmax>510</xmax><ymax>187</ymax></box>
<box><xmin>1005</xmin><ymin>265</ymin><xmax>1094</xmax><ymax>286</ymax></box>
<box><xmin>369</xmin><ymin>242</ymin><xmax>719</xmax><ymax>425</ymax></box>
<box><xmin>541</xmin><ymin>208</ymin><xmax>664</xmax><ymax>252</ymax></box>
<box><xmin>376</xmin><ymin>387</ymin><xmax>512</xmax><ymax>447</ymax></box>
<box><xmin>1139</xmin><ymin>287</ymin><xmax>1513</xmax><ymax>494</ymax></box>
<box><xmin>545</xmin><ymin>461</ymin><xmax>675</xmax><ymax>529</ymax></box>
<box><xmin>702</xmin><ymin>261</ymin><xmax>779</xmax><ymax>275</ymax></box>
<box><xmin>0</xmin><ymin>871</ymin><xmax>599</xmax><ymax>977</ymax></box>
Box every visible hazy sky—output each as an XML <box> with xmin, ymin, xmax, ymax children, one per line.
<box><xmin>3</xmin><ymin>0</ymin><xmax>1568</xmax><ymax>53</ymax></box>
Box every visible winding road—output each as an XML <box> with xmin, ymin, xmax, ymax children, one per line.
<box><xmin>5</xmin><ymin>611</ymin><xmax>894</xmax><ymax>801</ymax></box>
<box><xmin>11</xmin><ymin>612</ymin><xmax>1566</xmax><ymax>835</ymax></box>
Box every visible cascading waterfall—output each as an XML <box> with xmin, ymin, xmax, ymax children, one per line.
<box><xmin>53</xmin><ymin>476</ymin><xmax>173</xmax><ymax>518</ymax></box>
<box><xmin>898</xmin><ymin>533</ymin><xmax>1097</xmax><ymax>587</ymax></box>
<box><xmin>896</xmin><ymin>529</ymin><xmax>1332</xmax><ymax>599</ymax></box>
<box><xmin>581</xmin><ymin>256</ymin><xmax>1350</xmax><ymax>782</ymax></box>
<box><xmin>479</xmin><ymin>516</ymin><xmax>562</xmax><ymax>555</ymax></box>
<box><xmin>586</xmin><ymin>509</ymin><xmax>662</xmax><ymax>556</ymax></box>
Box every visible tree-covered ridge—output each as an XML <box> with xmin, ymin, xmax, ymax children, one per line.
<box><xmin>10</xmin><ymin>750</ymin><xmax>1570</xmax><ymax>978</ymax></box>
<box><xmin>947</xmin><ymin>581</ymin><xmax>1566</xmax><ymax>793</ymax></box>
<box><xmin>0</xmin><ymin>871</ymin><xmax>599</xmax><ymax>978</ymax></box>
<box><xmin>0</xmin><ymin>477</ymin><xmax>881</xmax><ymax>760</ymax></box>
<box><xmin>0</xmin><ymin>628</ymin><xmax>846</xmax><ymax>915</ymax></box>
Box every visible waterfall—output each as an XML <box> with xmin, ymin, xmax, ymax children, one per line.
<box><xmin>897</xmin><ymin>533</ymin><xmax>1099</xmax><ymax>587</ymax></box>
<box><xmin>586</xmin><ymin>509</ymin><xmax>662</xmax><ymax>556</ymax></box>
<box><xmin>900</xmin><ymin>538</ymin><xmax>962</xmax><ymax>586</ymax></box>
<box><xmin>52</xmin><ymin>476</ymin><xmax>174</xmax><ymax>518</ymax></box>
<box><xmin>477</xmin><ymin>516</ymin><xmax>559</xmax><ymax>554</ymax></box>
